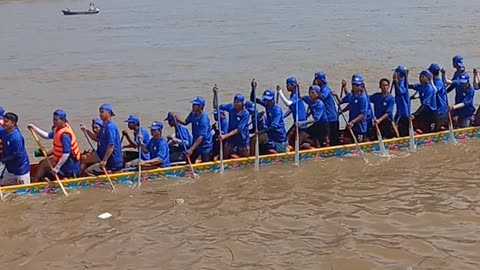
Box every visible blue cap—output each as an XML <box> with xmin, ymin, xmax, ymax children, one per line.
<box><xmin>309</xmin><ymin>85</ymin><xmax>322</xmax><ymax>95</ymax></box>
<box><xmin>428</xmin><ymin>63</ymin><xmax>441</xmax><ymax>73</ymax></box>
<box><xmin>453</xmin><ymin>55</ymin><xmax>464</xmax><ymax>68</ymax></box>
<box><xmin>190</xmin><ymin>96</ymin><xmax>206</xmax><ymax>107</ymax></box>
<box><xmin>245</xmin><ymin>101</ymin><xmax>255</xmax><ymax>113</ymax></box>
<box><xmin>53</xmin><ymin>109</ymin><xmax>67</xmax><ymax>120</ymax></box>
<box><xmin>150</xmin><ymin>121</ymin><xmax>163</xmax><ymax>131</ymax></box>
<box><xmin>124</xmin><ymin>114</ymin><xmax>140</xmax><ymax>125</ymax></box>
<box><xmin>0</xmin><ymin>107</ymin><xmax>5</xmax><ymax>119</ymax></box>
<box><xmin>286</xmin><ymin>77</ymin><xmax>298</xmax><ymax>86</ymax></box>
<box><xmin>164</xmin><ymin>112</ymin><xmax>175</xmax><ymax>122</ymax></box>
<box><xmin>393</xmin><ymin>66</ymin><xmax>407</xmax><ymax>76</ymax></box>
<box><xmin>458</xmin><ymin>72</ymin><xmax>470</xmax><ymax>84</ymax></box>
<box><xmin>92</xmin><ymin>118</ymin><xmax>103</xmax><ymax>127</ymax></box>
<box><xmin>262</xmin><ymin>89</ymin><xmax>275</xmax><ymax>101</ymax></box>
<box><xmin>234</xmin><ymin>93</ymin><xmax>245</xmax><ymax>104</ymax></box>
<box><xmin>314</xmin><ymin>72</ymin><xmax>327</xmax><ymax>84</ymax></box>
<box><xmin>420</xmin><ymin>70</ymin><xmax>432</xmax><ymax>80</ymax></box>
<box><xmin>99</xmin><ymin>104</ymin><xmax>115</xmax><ymax>116</ymax></box>
<box><xmin>352</xmin><ymin>73</ymin><xmax>364</xmax><ymax>85</ymax></box>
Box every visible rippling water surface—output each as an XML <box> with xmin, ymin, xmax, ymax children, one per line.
<box><xmin>1</xmin><ymin>0</ymin><xmax>480</xmax><ymax>269</ymax></box>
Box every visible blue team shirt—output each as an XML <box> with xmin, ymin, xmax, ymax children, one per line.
<box><xmin>412</xmin><ymin>83</ymin><xmax>437</xmax><ymax>111</ymax></box>
<box><xmin>369</xmin><ymin>93</ymin><xmax>395</xmax><ymax>121</ymax></box>
<box><xmin>0</xmin><ymin>128</ymin><xmax>29</xmax><ymax>175</ymax></box>
<box><xmin>97</xmin><ymin>121</ymin><xmax>123</xmax><ymax>170</ymax></box>
<box><xmin>218</xmin><ymin>116</ymin><xmax>229</xmax><ymax>135</ymax></box>
<box><xmin>319</xmin><ymin>84</ymin><xmax>339</xmax><ymax>122</ymax></box>
<box><xmin>134</xmin><ymin>127</ymin><xmax>151</xmax><ymax>161</ymax></box>
<box><xmin>454</xmin><ymin>84</ymin><xmax>475</xmax><ymax>118</ymax></box>
<box><xmin>289</xmin><ymin>92</ymin><xmax>308</xmax><ymax>129</ymax></box>
<box><xmin>185</xmin><ymin>111</ymin><xmax>213</xmax><ymax>153</ymax></box>
<box><xmin>348</xmin><ymin>93</ymin><xmax>369</xmax><ymax>134</ymax></box>
<box><xmin>433</xmin><ymin>77</ymin><xmax>448</xmax><ymax>116</ymax></box>
<box><xmin>394</xmin><ymin>77</ymin><xmax>411</xmax><ymax>118</ymax></box>
<box><xmin>175</xmin><ymin>124</ymin><xmax>192</xmax><ymax>149</ymax></box>
<box><xmin>219</xmin><ymin>103</ymin><xmax>250</xmax><ymax>147</ymax></box>
<box><xmin>147</xmin><ymin>136</ymin><xmax>170</xmax><ymax>167</ymax></box>
<box><xmin>302</xmin><ymin>96</ymin><xmax>327</xmax><ymax>123</ymax></box>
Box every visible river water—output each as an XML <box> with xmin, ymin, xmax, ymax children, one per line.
<box><xmin>1</xmin><ymin>0</ymin><xmax>480</xmax><ymax>269</ymax></box>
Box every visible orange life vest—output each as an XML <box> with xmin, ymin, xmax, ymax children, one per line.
<box><xmin>53</xmin><ymin>124</ymin><xmax>81</xmax><ymax>162</ymax></box>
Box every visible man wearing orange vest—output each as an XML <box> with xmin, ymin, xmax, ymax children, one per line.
<box><xmin>28</xmin><ymin>109</ymin><xmax>81</xmax><ymax>182</ymax></box>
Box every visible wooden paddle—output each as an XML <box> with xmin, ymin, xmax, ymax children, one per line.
<box><xmin>28</xmin><ymin>127</ymin><xmax>69</xmax><ymax>197</ymax></box>
<box><xmin>173</xmin><ymin>118</ymin><xmax>197</xmax><ymax>179</ymax></box>
<box><xmin>408</xmin><ymin>117</ymin><xmax>416</xmax><ymax>152</ymax></box>
<box><xmin>294</xmin><ymin>84</ymin><xmax>300</xmax><ymax>166</ymax></box>
<box><xmin>136</xmin><ymin>125</ymin><xmax>142</xmax><ymax>188</ymax></box>
<box><xmin>363</xmin><ymin>85</ymin><xmax>388</xmax><ymax>156</ymax></box>
<box><xmin>252</xmin><ymin>79</ymin><xmax>260</xmax><ymax>171</ymax></box>
<box><xmin>213</xmin><ymin>84</ymin><xmax>224</xmax><ymax>173</ymax></box>
<box><xmin>81</xmin><ymin>129</ymin><xmax>117</xmax><ymax>192</ymax></box>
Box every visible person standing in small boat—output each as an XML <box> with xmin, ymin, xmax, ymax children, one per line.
<box><xmin>137</xmin><ymin>121</ymin><xmax>170</xmax><ymax>170</ymax></box>
<box><xmin>82</xmin><ymin>104</ymin><xmax>123</xmax><ymax>176</ymax></box>
<box><xmin>0</xmin><ymin>113</ymin><xmax>30</xmax><ymax>186</ymax></box>
<box><xmin>174</xmin><ymin>97</ymin><xmax>213</xmax><ymax>163</ymax></box>
<box><xmin>211</xmin><ymin>109</ymin><xmax>228</xmax><ymax>160</ymax></box>
<box><xmin>368</xmin><ymin>78</ymin><xmax>396</xmax><ymax>139</ymax></box>
<box><xmin>28</xmin><ymin>110</ymin><xmax>81</xmax><ymax>181</ymax></box>
<box><xmin>392</xmin><ymin>66</ymin><xmax>411</xmax><ymax>137</ymax></box>
<box><xmin>427</xmin><ymin>64</ymin><xmax>448</xmax><ymax>130</ymax></box>
<box><xmin>213</xmin><ymin>89</ymin><xmax>250</xmax><ymax>158</ymax></box>
<box><xmin>88</xmin><ymin>3</ymin><xmax>99</xmax><ymax>12</ymax></box>
<box><xmin>122</xmin><ymin>115</ymin><xmax>150</xmax><ymax>168</ymax></box>
<box><xmin>298</xmin><ymin>85</ymin><xmax>329</xmax><ymax>147</ymax></box>
<box><xmin>313</xmin><ymin>72</ymin><xmax>339</xmax><ymax>145</ymax></box>
<box><xmin>277</xmin><ymin>77</ymin><xmax>308</xmax><ymax>148</ymax></box>
<box><xmin>250</xmin><ymin>86</ymin><xmax>287</xmax><ymax>154</ymax></box>
<box><xmin>447</xmin><ymin>72</ymin><xmax>475</xmax><ymax>128</ymax></box>
<box><xmin>408</xmin><ymin>70</ymin><xmax>438</xmax><ymax>133</ymax></box>
<box><xmin>164</xmin><ymin>112</ymin><xmax>192</xmax><ymax>162</ymax></box>
<box><xmin>79</xmin><ymin>118</ymin><xmax>102</xmax><ymax>176</ymax></box>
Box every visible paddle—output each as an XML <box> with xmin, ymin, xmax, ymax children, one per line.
<box><xmin>294</xmin><ymin>84</ymin><xmax>300</xmax><ymax>166</ymax></box>
<box><xmin>136</xmin><ymin>125</ymin><xmax>142</xmax><ymax>188</ymax></box>
<box><xmin>213</xmin><ymin>84</ymin><xmax>224</xmax><ymax>173</ymax></box>
<box><xmin>173</xmin><ymin>117</ymin><xmax>197</xmax><ymax>179</ymax></box>
<box><xmin>252</xmin><ymin>79</ymin><xmax>260</xmax><ymax>171</ymax></box>
<box><xmin>362</xmin><ymin>85</ymin><xmax>388</xmax><ymax>157</ymax></box>
<box><xmin>439</xmin><ymin>69</ymin><xmax>457</xmax><ymax>144</ymax></box>
<box><xmin>81</xmin><ymin>129</ymin><xmax>117</xmax><ymax>192</ymax></box>
<box><xmin>28</xmin><ymin>127</ymin><xmax>69</xmax><ymax>197</ymax></box>
<box><xmin>408</xmin><ymin>117</ymin><xmax>416</xmax><ymax>152</ymax></box>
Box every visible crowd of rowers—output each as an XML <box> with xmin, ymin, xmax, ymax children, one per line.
<box><xmin>0</xmin><ymin>55</ymin><xmax>479</xmax><ymax>186</ymax></box>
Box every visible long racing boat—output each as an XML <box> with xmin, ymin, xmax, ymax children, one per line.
<box><xmin>2</xmin><ymin>126</ymin><xmax>478</xmax><ymax>197</ymax></box>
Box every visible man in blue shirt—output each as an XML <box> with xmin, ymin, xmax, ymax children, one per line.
<box><xmin>250</xmin><ymin>85</ymin><xmax>287</xmax><ymax>154</ymax></box>
<box><xmin>122</xmin><ymin>114</ymin><xmax>150</xmax><ymax>168</ymax></box>
<box><xmin>82</xmin><ymin>104</ymin><xmax>123</xmax><ymax>176</ymax></box>
<box><xmin>0</xmin><ymin>113</ymin><xmax>30</xmax><ymax>186</ymax></box>
<box><xmin>313</xmin><ymin>72</ymin><xmax>339</xmax><ymax>145</ymax></box>
<box><xmin>447</xmin><ymin>72</ymin><xmax>475</xmax><ymax>128</ymax></box>
<box><xmin>429</xmin><ymin>63</ymin><xmax>448</xmax><ymax>130</ymax></box>
<box><xmin>392</xmin><ymin>66</ymin><xmax>412</xmax><ymax>137</ymax></box>
<box><xmin>245</xmin><ymin>100</ymin><xmax>268</xmax><ymax>154</ymax></box>
<box><xmin>299</xmin><ymin>85</ymin><xmax>329</xmax><ymax>147</ymax></box>
<box><xmin>345</xmin><ymin>74</ymin><xmax>369</xmax><ymax>143</ymax></box>
<box><xmin>165</xmin><ymin>112</ymin><xmax>192</xmax><ymax>163</ymax></box>
<box><xmin>369</xmin><ymin>78</ymin><xmax>396</xmax><ymax>139</ymax></box>
<box><xmin>174</xmin><ymin>97</ymin><xmax>213</xmax><ymax>163</ymax></box>
<box><xmin>213</xmin><ymin>91</ymin><xmax>250</xmax><ymax>158</ymax></box>
<box><xmin>409</xmin><ymin>70</ymin><xmax>438</xmax><ymax>133</ymax></box>
<box><xmin>211</xmin><ymin>109</ymin><xmax>228</xmax><ymax>160</ymax></box>
<box><xmin>451</xmin><ymin>55</ymin><xmax>466</xmax><ymax>81</ymax></box>
<box><xmin>138</xmin><ymin>121</ymin><xmax>170</xmax><ymax>169</ymax></box>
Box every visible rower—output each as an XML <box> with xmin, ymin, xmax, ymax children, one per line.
<box><xmin>122</xmin><ymin>115</ymin><xmax>150</xmax><ymax>168</ymax></box>
<box><xmin>213</xmin><ymin>90</ymin><xmax>250</xmax><ymax>158</ymax></box>
<box><xmin>89</xmin><ymin>3</ymin><xmax>99</xmax><ymax>12</ymax></box>
<box><xmin>299</xmin><ymin>85</ymin><xmax>329</xmax><ymax>147</ymax></box>
<box><xmin>82</xmin><ymin>104</ymin><xmax>123</xmax><ymax>176</ymax></box>
<box><xmin>0</xmin><ymin>112</ymin><xmax>30</xmax><ymax>186</ymax></box>
<box><xmin>447</xmin><ymin>72</ymin><xmax>475</xmax><ymax>128</ymax></box>
<box><xmin>277</xmin><ymin>77</ymin><xmax>307</xmax><ymax>148</ymax></box>
<box><xmin>28</xmin><ymin>109</ymin><xmax>81</xmax><ymax>181</ymax></box>
<box><xmin>245</xmin><ymin>101</ymin><xmax>268</xmax><ymax>155</ymax></box>
<box><xmin>250</xmin><ymin>87</ymin><xmax>287</xmax><ymax>154</ymax></box>
<box><xmin>137</xmin><ymin>121</ymin><xmax>170</xmax><ymax>170</ymax></box>
<box><xmin>409</xmin><ymin>70</ymin><xmax>438</xmax><ymax>133</ymax></box>
<box><xmin>392</xmin><ymin>65</ymin><xmax>411</xmax><ymax>137</ymax></box>
<box><xmin>429</xmin><ymin>64</ymin><xmax>448</xmax><ymax>130</ymax></box>
<box><xmin>174</xmin><ymin>96</ymin><xmax>213</xmax><ymax>163</ymax></box>
<box><xmin>313</xmin><ymin>72</ymin><xmax>339</xmax><ymax>145</ymax></box>
<box><xmin>211</xmin><ymin>109</ymin><xmax>228</xmax><ymax>160</ymax></box>
<box><xmin>369</xmin><ymin>78</ymin><xmax>396</xmax><ymax>139</ymax></box>
<box><xmin>344</xmin><ymin>73</ymin><xmax>369</xmax><ymax>143</ymax></box>
<box><xmin>451</xmin><ymin>55</ymin><xmax>466</xmax><ymax>82</ymax></box>
<box><xmin>165</xmin><ymin>112</ymin><xmax>192</xmax><ymax>163</ymax></box>
<box><xmin>80</xmin><ymin>118</ymin><xmax>102</xmax><ymax>176</ymax></box>
<box><xmin>0</xmin><ymin>107</ymin><xmax>5</xmax><ymax>175</ymax></box>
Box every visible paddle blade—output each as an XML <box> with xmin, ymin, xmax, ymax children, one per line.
<box><xmin>254</xmin><ymin>135</ymin><xmax>260</xmax><ymax>171</ymax></box>
<box><xmin>376</xmin><ymin>131</ymin><xmax>389</xmax><ymax>157</ymax></box>
<box><xmin>294</xmin><ymin>130</ymin><xmax>300</xmax><ymax>166</ymax></box>
<box><xmin>408</xmin><ymin>121</ymin><xmax>416</xmax><ymax>152</ymax></box>
<box><xmin>448</xmin><ymin>122</ymin><xmax>457</xmax><ymax>144</ymax></box>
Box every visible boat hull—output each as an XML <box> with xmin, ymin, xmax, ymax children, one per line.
<box><xmin>3</xmin><ymin>127</ymin><xmax>478</xmax><ymax>196</ymax></box>
<box><xmin>62</xmin><ymin>10</ymin><xmax>99</xmax><ymax>15</ymax></box>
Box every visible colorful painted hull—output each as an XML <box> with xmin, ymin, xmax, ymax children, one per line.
<box><xmin>3</xmin><ymin>127</ymin><xmax>478</xmax><ymax>196</ymax></box>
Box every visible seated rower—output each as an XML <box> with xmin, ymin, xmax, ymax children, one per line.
<box><xmin>0</xmin><ymin>107</ymin><xmax>5</xmax><ymax>174</ymax></box>
<box><xmin>250</xmin><ymin>81</ymin><xmax>287</xmax><ymax>154</ymax></box>
<box><xmin>80</xmin><ymin>118</ymin><xmax>102</xmax><ymax>176</ymax></box>
<box><xmin>392</xmin><ymin>66</ymin><xmax>411</xmax><ymax>137</ymax></box>
<box><xmin>299</xmin><ymin>85</ymin><xmax>330</xmax><ymax>148</ymax></box>
<box><xmin>245</xmin><ymin>101</ymin><xmax>268</xmax><ymax>154</ymax></box>
<box><xmin>81</xmin><ymin>104</ymin><xmax>123</xmax><ymax>176</ymax></box>
<box><xmin>0</xmin><ymin>112</ymin><xmax>30</xmax><ymax>186</ymax></box>
<box><xmin>369</xmin><ymin>78</ymin><xmax>396</xmax><ymax>139</ymax></box>
<box><xmin>447</xmin><ymin>72</ymin><xmax>475</xmax><ymax>128</ymax></box>
<box><xmin>277</xmin><ymin>77</ymin><xmax>308</xmax><ymax>148</ymax></box>
<box><xmin>137</xmin><ymin>121</ymin><xmax>170</xmax><ymax>170</ymax></box>
<box><xmin>409</xmin><ymin>70</ymin><xmax>438</xmax><ymax>133</ymax></box>
<box><xmin>28</xmin><ymin>110</ymin><xmax>81</xmax><ymax>182</ymax></box>
<box><xmin>174</xmin><ymin>96</ymin><xmax>213</xmax><ymax>163</ymax></box>
<box><xmin>213</xmin><ymin>88</ymin><xmax>250</xmax><ymax>158</ymax></box>
<box><xmin>122</xmin><ymin>115</ymin><xmax>150</xmax><ymax>168</ymax></box>
<box><xmin>165</xmin><ymin>112</ymin><xmax>192</xmax><ymax>163</ymax></box>
<box><xmin>343</xmin><ymin>74</ymin><xmax>369</xmax><ymax>143</ymax></box>
<box><xmin>313</xmin><ymin>72</ymin><xmax>340</xmax><ymax>146</ymax></box>
<box><xmin>211</xmin><ymin>109</ymin><xmax>228</xmax><ymax>160</ymax></box>
<box><xmin>429</xmin><ymin>64</ymin><xmax>448</xmax><ymax>130</ymax></box>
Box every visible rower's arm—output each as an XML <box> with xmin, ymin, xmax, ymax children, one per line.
<box><xmin>188</xmin><ymin>136</ymin><xmax>204</xmax><ymax>152</ymax></box>
<box><xmin>139</xmin><ymin>141</ymin><xmax>148</xmax><ymax>153</ymax></box>
<box><xmin>250</xmin><ymin>87</ymin><xmax>264</xmax><ymax>106</ymax></box>
<box><xmin>29</xmin><ymin>125</ymin><xmax>50</xmax><ymax>140</ymax></box>
<box><xmin>123</xmin><ymin>132</ymin><xmax>136</xmax><ymax>148</ymax></box>
<box><xmin>175</xmin><ymin>117</ymin><xmax>187</xmax><ymax>126</ymax></box>
<box><xmin>446</xmin><ymin>83</ymin><xmax>455</xmax><ymax>94</ymax></box>
<box><xmin>277</xmin><ymin>89</ymin><xmax>293</xmax><ymax>107</ymax></box>
<box><xmin>377</xmin><ymin>113</ymin><xmax>389</xmax><ymax>123</ymax></box>
<box><xmin>102</xmin><ymin>144</ymin><xmax>114</xmax><ymax>163</ymax></box>
<box><xmin>349</xmin><ymin>113</ymin><xmax>365</xmax><ymax>125</ymax></box>
<box><xmin>474</xmin><ymin>72</ymin><xmax>480</xmax><ymax>90</ymax></box>
<box><xmin>283</xmin><ymin>109</ymin><xmax>292</xmax><ymax>119</ymax></box>
<box><xmin>82</xmin><ymin>128</ymin><xmax>98</xmax><ymax>142</ymax></box>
